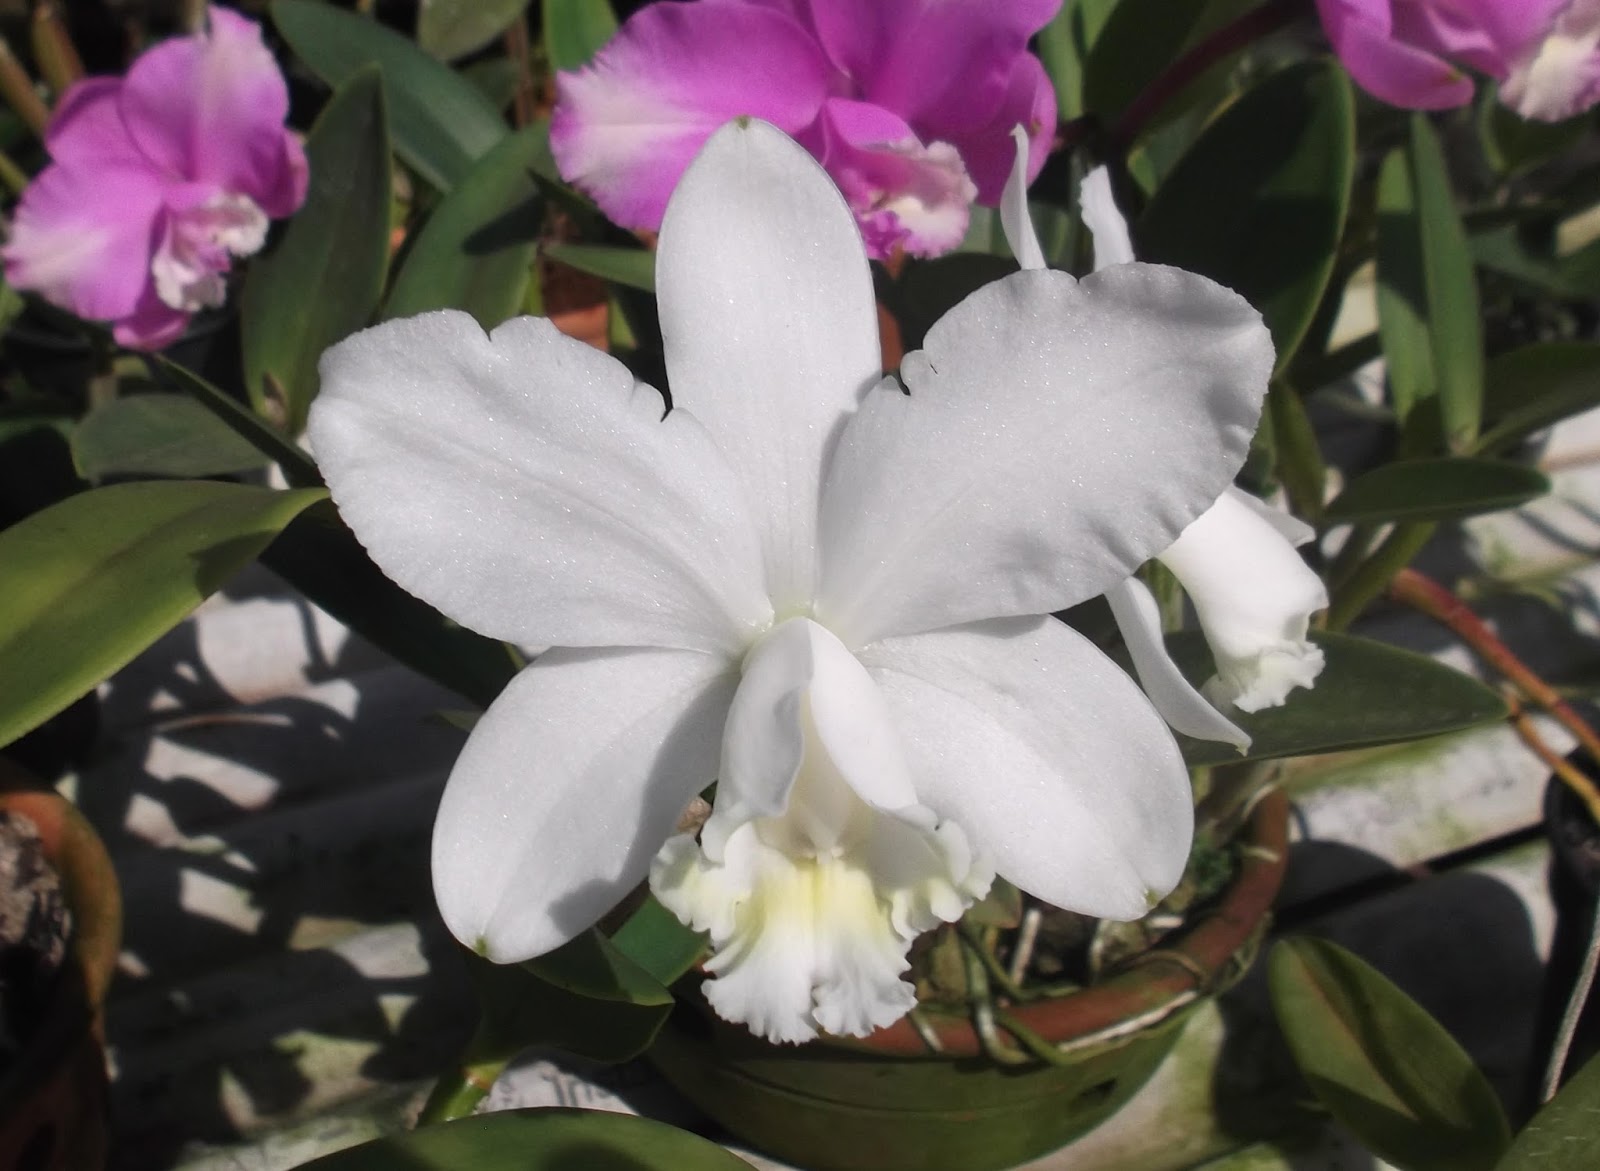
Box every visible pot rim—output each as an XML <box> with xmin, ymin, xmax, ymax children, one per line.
<box><xmin>834</xmin><ymin>787</ymin><xmax>1291</xmax><ymax>1059</ymax></box>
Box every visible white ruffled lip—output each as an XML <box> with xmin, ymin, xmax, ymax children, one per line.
<box><xmin>651</xmin><ymin>617</ymin><xmax>990</xmax><ymax>1045</ymax></box>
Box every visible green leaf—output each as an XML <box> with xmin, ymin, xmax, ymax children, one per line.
<box><xmin>148</xmin><ymin>357</ymin><xmax>323</xmax><ymax>490</ymax></box>
<box><xmin>0</xmin><ymin>482</ymin><xmax>325</xmax><ymax>749</ymax></box>
<box><xmin>1138</xmin><ymin>61</ymin><xmax>1356</xmax><ymax>373</ymax></box>
<box><xmin>461</xmin><ymin>58</ymin><xmax>522</xmax><ymax>112</ymax></box>
<box><xmin>385</xmin><ymin>124</ymin><xmax>549</xmax><ymax>328</ymax></box>
<box><xmin>272</xmin><ymin>0</ymin><xmax>507</xmax><ymax>191</ymax></box>
<box><xmin>1377</xmin><ymin>115</ymin><xmax>1485</xmax><ymax>451</ymax></box>
<box><xmin>417</xmin><ymin>0</ymin><xmax>530</xmax><ymax>62</ymax></box>
<box><xmin>610</xmin><ymin>894</ymin><xmax>706</xmax><ymax>987</ymax></box>
<box><xmin>1269</xmin><ymin>937</ymin><xmax>1510</xmax><ymax>1171</ymax></box>
<box><xmin>1471</xmin><ymin>225</ymin><xmax>1594</xmax><ymax>300</ymax></box>
<box><xmin>464</xmin><ymin>931</ymin><xmax>674</xmax><ymax>1065</ymax></box>
<box><xmin>543</xmin><ymin>0</ymin><xmax>618</xmax><ymax>72</ymax></box>
<box><xmin>241</xmin><ymin>68</ymin><xmax>391</xmax><ymax>435</ymax></box>
<box><xmin>1478</xmin><ymin>343</ymin><xmax>1600</xmax><ymax>454</ymax></box>
<box><xmin>523</xmin><ymin>928</ymin><xmax>674</xmax><ymax>1006</ymax></box>
<box><xmin>299</xmin><ymin>1108</ymin><xmax>754</xmax><ymax>1170</ymax></box>
<box><xmin>542</xmin><ymin>242</ymin><xmax>656</xmax><ymax>292</ymax></box>
<box><xmin>1171</xmin><ymin>631</ymin><xmax>1508</xmax><ymax>767</ymax></box>
<box><xmin>1323</xmin><ymin>457</ymin><xmax>1549</xmax><ymax>524</ymax></box>
<box><xmin>257</xmin><ymin>501</ymin><xmax>516</xmax><ymax>708</ymax></box>
<box><xmin>71</xmin><ymin>393</ymin><xmax>269</xmax><ymax>481</ymax></box>
<box><xmin>1081</xmin><ymin>0</ymin><xmax>1209</xmax><ymax>125</ymax></box>
<box><xmin>1496</xmin><ymin>1050</ymin><xmax>1600</xmax><ymax>1170</ymax></box>
<box><xmin>1478</xmin><ymin>88</ymin><xmax>1592</xmax><ymax>177</ymax></box>
<box><xmin>1037</xmin><ymin>0</ymin><xmax>1119</xmax><ymax>120</ymax></box>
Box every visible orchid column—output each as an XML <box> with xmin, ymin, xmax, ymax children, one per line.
<box><xmin>308</xmin><ymin>119</ymin><xmax>1273</xmax><ymax>1044</ymax></box>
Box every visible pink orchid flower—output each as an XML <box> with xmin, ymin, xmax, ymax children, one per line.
<box><xmin>550</xmin><ymin>0</ymin><xmax>1060</xmax><ymax>259</ymax></box>
<box><xmin>1318</xmin><ymin>0</ymin><xmax>1600</xmax><ymax>122</ymax></box>
<box><xmin>3</xmin><ymin>8</ymin><xmax>307</xmax><ymax>350</ymax></box>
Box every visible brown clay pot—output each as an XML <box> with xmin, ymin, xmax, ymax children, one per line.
<box><xmin>649</xmin><ymin>789</ymin><xmax>1290</xmax><ymax>1171</ymax></box>
<box><xmin>0</xmin><ymin>765</ymin><xmax>121</xmax><ymax>1171</ymax></box>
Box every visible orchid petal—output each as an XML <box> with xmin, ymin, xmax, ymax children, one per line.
<box><xmin>657</xmin><ymin>119</ymin><xmax>881</xmax><ymax>610</ymax></box>
<box><xmin>1105</xmin><ymin>578</ymin><xmax>1250</xmax><ymax>750</ymax></box>
<box><xmin>860</xmin><ymin>616</ymin><xmax>1193</xmax><ymax>918</ymax></box>
<box><xmin>706</xmin><ymin>617</ymin><xmax>920</xmax><ymax>858</ymax></box>
<box><xmin>805</xmin><ymin>0</ymin><xmax>1059</xmax><ymax>133</ymax></box>
<box><xmin>119</xmin><ymin>8</ymin><xmax>306</xmax><ymax>214</ymax></box>
<box><xmin>551</xmin><ymin>2</ymin><xmax>830</xmax><ymax>231</ymax></box>
<box><xmin>816</xmin><ymin>264</ymin><xmax>1273</xmax><ymax>646</ymax></box>
<box><xmin>42</xmin><ymin>79</ymin><xmax>145</xmax><ymax>168</ymax></box>
<box><xmin>1080</xmin><ymin>167</ymin><xmax>1136</xmax><ymax>268</ymax></box>
<box><xmin>1317</xmin><ymin>0</ymin><xmax>1477</xmax><ymax>108</ymax></box>
<box><xmin>999</xmin><ymin>124</ymin><xmax>1045</xmax><ymax>271</ymax></box>
<box><xmin>1504</xmin><ymin>0</ymin><xmax>1600</xmax><ymax>122</ymax></box>
<box><xmin>433</xmin><ymin>646</ymin><xmax>737</xmax><ymax>962</ymax></box>
<box><xmin>943</xmin><ymin>51</ymin><xmax>1057</xmax><ymax>205</ymax></box>
<box><xmin>308</xmin><ymin>310</ymin><xmax>772</xmax><ymax>656</ymax></box>
<box><xmin>2</xmin><ymin>159</ymin><xmax>166</xmax><ymax>323</ymax></box>
<box><xmin>1159</xmin><ymin>487</ymin><xmax>1328</xmax><ymax>712</ymax></box>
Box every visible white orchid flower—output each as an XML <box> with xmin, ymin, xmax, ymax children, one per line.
<box><xmin>307</xmin><ymin>119</ymin><xmax>1273</xmax><ymax>1045</ymax></box>
<box><xmin>1000</xmin><ymin>136</ymin><xmax>1327</xmax><ymax>750</ymax></box>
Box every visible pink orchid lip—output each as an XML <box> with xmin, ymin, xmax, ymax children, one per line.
<box><xmin>1</xmin><ymin>6</ymin><xmax>307</xmax><ymax>351</ymax></box>
<box><xmin>549</xmin><ymin>0</ymin><xmax>1060</xmax><ymax>258</ymax></box>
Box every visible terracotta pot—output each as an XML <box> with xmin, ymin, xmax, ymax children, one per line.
<box><xmin>0</xmin><ymin>766</ymin><xmax>121</xmax><ymax>1171</ymax></box>
<box><xmin>649</xmin><ymin>790</ymin><xmax>1290</xmax><ymax>1171</ymax></box>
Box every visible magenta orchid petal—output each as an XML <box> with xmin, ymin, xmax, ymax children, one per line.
<box><xmin>944</xmin><ymin>51</ymin><xmax>1057</xmax><ymax>205</ymax></box>
<box><xmin>42</xmin><ymin>80</ymin><xmax>143</xmax><ymax>168</ymax></box>
<box><xmin>118</xmin><ymin>8</ymin><xmax>305</xmax><ymax>213</ymax></box>
<box><xmin>3</xmin><ymin>160</ymin><xmax>167</xmax><ymax>322</ymax></box>
<box><xmin>550</xmin><ymin>0</ymin><xmax>830</xmax><ymax>231</ymax></box>
<box><xmin>551</xmin><ymin>0</ymin><xmax>1059</xmax><ymax>254</ymax></box>
<box><xmin>113</xmin><ymin>286</ymin><xmax>194</xmax><ymax>350</ymax></box>
<box><xmin>4</xmin><ymin>6</ymin><xmax>306</xmax><ymax>350</ymax></box>
<box><xmin>1317</xmin><ymin>0</ymin><xmax>1600</xmax><ymax>119</ymax></box>
<box><xmin>1318</xmin><ymin>0</ymin><xmax>1477</xmax><ymax>108</ymax></box>
<box><xmin>805</xmin><ymin>0</ymin><xmax>1059</xmax><ymax>130</ymax></box>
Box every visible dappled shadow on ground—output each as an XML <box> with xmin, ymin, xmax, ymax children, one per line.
<box><xmin>80</xmin><ymin>573</ymin><xmax>478</xmax><ymax>1169</ymax></box>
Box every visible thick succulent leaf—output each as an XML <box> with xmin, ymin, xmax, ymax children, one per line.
<box><xmin>1496</xmin><ymin>1051</ymin><xmax>1600</xmax><ymax>1170</ymax></box>
<box><xmin>272</xmin><ymin>0</ymin><xmax>507</xmax><ymax>190</ymax></box>
<box><xmin>0</xmin><ymin>482</ymin><xmax>324</xmax><ymax>749</ymax></box>
<box><xmin>544</xmin><ymin>0</ymin><xmax>618</xmax><ymax>71</ymax></box>
<box><xmin>1270</xmin><ymin>937</ymin><xmax>1510</xmax><ymax>1171</ymax></box>
<box><xmin>1155</xmin><ymin>631</ymin><xmax>1508</xmax><ymax>767</ymax></box>
<box><xmin>1377</xmin><ymin>115</ymin><xmax>1484</xmax><ymax>451</ymax></box>
<box><xmin>385</xmin><ymin>123</ymin><xmax>549</xmax><ymax>327</ymax></box>
<box><xmin>72</xmin><ymin>393</ymin><xmax>268</xmax><ymax>480</ymax></box>
<box><xmin>1138</xmin><ymin>60</ymin><xmax>1355</xmax><ymax>374</ymax></box>
<box><xmin>240</xmin><ymin>67</ymin><xmax>391</xmax><ymax>434</ymax></box>
<box><xmin>418</xmin><ymin>0</ymin><xmax>530</xmax><ymax>62</ymax></box>
<box><xmin>1324</xmin><ymin>457</ymin><xmax>1549</xmax><ymax>524</ymax></box>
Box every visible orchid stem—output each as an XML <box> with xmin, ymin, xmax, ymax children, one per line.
<box><xmin>417</xmin><ymin>1049</ymin><xmax>506</xmax><ymax>1125</ymax></box>
<box><xmin>1543</xmin><ymin>892</ymin><xmax>1600</xmax><ymax>1101</ymax></box>
<box><xmin>1391</xmin><ymin>568</ymin><xmax>1600</xmax><ymax>826</ymax></box>
<box><xmin>1509</xmin><ymin>697</ymin><xmax>1600</xmax><ymax>827</ymax></box>
<box><xmin>1109</xmin><ymin>0</ymin><xmax>1301</xmax><ymax>153</ymax></box>
<box><xmin>1325</xmin><ymin>522</ymin><xmax>1435</xmax><ymax>630</ymax></box>
<box><xmin>0</xmin><ymin>148</ymin><xmax>27</xmax><ymax>196</ymax></box>
<box><xmin>0</xmin><ymin>36</ymin><xmax>49</xmax><ymax>137</ymax></box>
